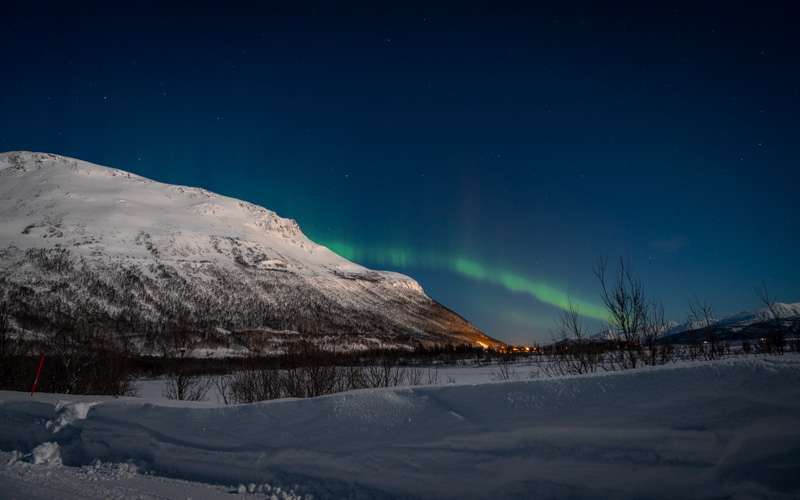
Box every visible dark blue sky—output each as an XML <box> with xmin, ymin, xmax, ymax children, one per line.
<box><xmin>3</xmin><ymin>1</ymin><xmax>799</xmax><ymax>343</ymax></box>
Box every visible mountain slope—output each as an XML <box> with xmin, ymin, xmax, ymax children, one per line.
<box><xmin>0</xmin><ymin>151</ymin><xmax>502</xmax><ymax>352</ymax></box>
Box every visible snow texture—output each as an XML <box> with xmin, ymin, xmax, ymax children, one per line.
<box><xmin>31</xmin><ymin>442</ymin><xmax>61</xmax><ymax>466</ymax></box>
<box><xmin>1</xmin><ymin>356</ymin><xmax>799</xmax><ymax>499</ymax></box>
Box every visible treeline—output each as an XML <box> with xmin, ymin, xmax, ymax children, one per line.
<box><xmin>2</xmin><ymin>252</ymin><xmax>798</xmax><ymax>400</ymax></box>
<box><xmin>0</xmin><ymin>246</ymin><xmax>473</xmax><ymax>350</ymax></box>
<box><xmin>519</xmin><ymin>258</ymin><xmax>800</xmax><ymax>378</ymax></box>
<box><xmin>0</xmin><ymin>245</ymin><xmax>492</xmax><ymax>399</ymax></box>
<box><xmin>0</xmin><ymin>288</ymin><xmax>495</xmax><ymax>398</ymax></box>
<box><xmin>0</xmin><ymin>294</ymin><xmax>138</xmax><ymax>396</ymax></box>
<box><xmin>2</xmin><ymin>290</ymin><xmax>797</xmax><ymax>400</ymax></box>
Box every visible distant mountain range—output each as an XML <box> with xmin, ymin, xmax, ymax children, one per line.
<box><xmin>587</xmin><ymin>302</ymin><xmax>800</xmax><ymax>344</ymax></box>
<box><xmin>713</xmin><ymin>302</ymin><xmax>800</xmax><ymax>327</ymax></box>
<box><xmin>0</xmin><ymin>152</ymin><xmax>503</xmax><ymax>354</ymax></box>
<box><xmin>666</xmin><ymin>302</ymin><xmax>800</xmax><ymax>344</ymax></box>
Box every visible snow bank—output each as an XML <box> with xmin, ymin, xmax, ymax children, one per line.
<box><xmin>31</xmin><ymin>442</ymin><xmax>61</xmax><ymax>466</ymax></box>
<box><xmin>1</xmin><ymin>357</ymin><xmax>799</xmax><ymax>499</ymax></box>
<box><xmin>46</xmin><ymin>401</ymin><xmax>99</xmax><ymax>433</ymax></box>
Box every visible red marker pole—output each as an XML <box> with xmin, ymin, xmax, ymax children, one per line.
<box><xmin>30</xmin><ymin>355</ymin><xmax>44</xmax><ymax>396</ymax></box>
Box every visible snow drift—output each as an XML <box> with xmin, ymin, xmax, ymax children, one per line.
<box><xmin>1</xmin><ymin>357</ymin><xmax>799</xmax><ymax>499</ymax></box>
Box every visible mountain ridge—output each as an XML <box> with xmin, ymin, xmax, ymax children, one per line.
<box><xmin>585</xmin><ymin>302</ymin><xmax>800</xmax><ymax>344</ymax></box>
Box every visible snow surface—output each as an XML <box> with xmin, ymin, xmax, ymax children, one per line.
<box><xmin>0</xmin><ymin>151</ymin><xmax>386</xmax><ymax>281</ymax></box>
<box><xmin>2</xmin><ymin>357</ymin><xmax>799</xmax><ymax>499</ymax></box>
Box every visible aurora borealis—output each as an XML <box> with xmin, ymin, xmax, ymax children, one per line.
<box><xmin>318</xmin><ymin>239</ymin><xmax>610</xmax><ymax>322</ymax></box>
<box><xmin>2</xmin><ymin>1</ymin><xmax>799</xmax><ymax>343</ymax></box>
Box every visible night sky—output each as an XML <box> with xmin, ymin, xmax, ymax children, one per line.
<box><xmin>2</xmin><ymin>1</ymin><xmax>799</xmax><ymax>344</ymax></box>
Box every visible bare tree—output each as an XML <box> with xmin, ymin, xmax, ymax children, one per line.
<box><xmin>43</xmin><ymin>322</ymin><xmax>99</xmax><ymax>394</ymax></box>
<box><xmin>160</xmin><ymin>319</ymin><xmax>211</xmax><ymax>401</ymax></box>
<box><xmin>593</xmin><ymin>257</ymin><xmax>674</xmax><ymax>369</ymax></box>
<box><xmin>643</xmin><ymin>297</ymin><xmax>675</xmax><ymax>365</ymax></box>
<box><xmin>594</xmin><ymin>257</ymin><xmax>646</xmax><ymax>369</ymax></box>
<box><xmin>93</xmin><ymin>330</ymin><xmax>138</xmax><ymax>397</ymax></box>
<box><xmin>490</xmin><ymin>353</ymin><xmax>520</xmax><ymax>381</ymax></box>
<box><xmin>279</xmin><ymin>338</ymin><xmax>341</xmax><ymax>398</ymax></box>
<box><xmin>362</xmin><ymin>351</ymin><xmax>405</xmax><ymax>388</ymax></box>
<box><xmin>210</xmin><ymin>371</ymin><xmax>232</xmax><ymax>405</ymax></box>
<box><xmin>226</xmin><ymin>366</ymin><xmax>284</xmax><ymax>403</ymax></box>
<box><xmin>425</xmin><ymin>365</ymin><xmax>440</xmax><ymax>385</ymax></box>
<box><xmin>790</xmin><ymin>316</ymin><xmax>800</xmax><ymax>353</ymax></box>
<box><xmin>543</xmin><ymin>298</ymin><xmax>607</xmax><ymax>376</ymax></box>
<box><xmin>406</xmin><ymin>367</ymin><xmax>424</xmax><ymax>386</ymax></box>
<box><xmin>687</xmin><ymin>295</ymin><xmax>727</xmax><ymax>360</ymax></box>
<box><xmin>39</xmin><ymin>311</ymin><xmax>136</xmax><ymax>397</ymax></box>
<box><xmin>0</xmin><ymin>294</ymin><xmax>22</xmax><ymax>389</ymax></box>
<box><xmin>755</xmin><ymin>283</ymin><xmax>787</xmax><ymax>355</ymax></box>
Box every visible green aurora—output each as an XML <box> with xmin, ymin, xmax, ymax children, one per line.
<box><xmin>318</xmin><ymin>240</ymin><xmax>610</xmax><ymax>322</ymax></box>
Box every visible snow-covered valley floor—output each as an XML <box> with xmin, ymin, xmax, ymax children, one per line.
<box><xmin>1</xmin><ymin>356</ymin><xmax>799</xmax><ymax>499</ymax></box>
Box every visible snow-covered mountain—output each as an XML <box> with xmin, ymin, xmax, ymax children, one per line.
<box><xmin>716</xmin><ymin>302</ymin><xmax>800</xmax><ymax>326</ymax></box>
<box><xmin>586</xmin><ymin>303</ymin><xmax>800</xmax><ymax>344</ymax></box>
<box><xmin>664</xmin><ymin>303</ymin><xmax>800</xmax><ymax>335</ymax></box>
<box><xmin>0</xmin><ymin>152</ymin><xmax>502</xmax><ymax>352</ymax></box>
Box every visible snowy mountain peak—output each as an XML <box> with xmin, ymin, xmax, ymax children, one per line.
<box><xmin>0</xmin><ymin>151</ymin><xmax>390</xmax><ymax>280</ymax></box>
<box><xmin>717</xmin><ymin>302</ymin><xmax>800</xmax><ymax>326</ymax></box>
<box><xmin>0</xmin><ymin>152</ymin><xmax>502</xmax><ymax>351</ymax></box>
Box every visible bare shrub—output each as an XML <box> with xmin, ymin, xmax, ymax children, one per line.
<box><xmin>594</xmin><ymin>257</ymin><xmax>675</xmax><ymax>369</ymax></box>
<box><xmin>281</xmin><ymin>338</ymin><xmax>340</xmax><ymax>398</ymax></box>
<box><xmin>425</xmin><ymin>366</ymin><xmax>440</xmax><ymax>385</ymax></box>
<box><xmin>0</xmin><ymin>294</ymin><xmax>27</xmax><ymax>390</ymax></box>
<box><xmin>489</xmin><ymin>352</ymin><xmax>521</xmax><ymax>381</ymax></box>
<box><xmin>160</xmin><ymin>319</ymin><xmax>211</xmax><ymax>401</ymax></box>
<box><xmin>227</xmin><ymin>367</ymin><xmax>283</xmax><ymax>404</ymax></box>
<box><xmin>362</xmin><ymin>351</ymin><xmax>405</xmax><ymax>388</ymax></box>
<box><xmin>543</xmin><ymin>298</ymin><xmax>609</xmax><ymax>377</ymax></box>
<box><xmin>686</xmin><ymin>296</ymin><xmax>728</xmax><ymax>361</ymax></box>
<box><xmin>39</xmin><ymin>309</ymin><xmax>137</xmax><ymax>397</ymax></box>
<box><xmin>755</xmin><ymin>283</ymin><xmax>787</xmax><ymax>355</ymax></box>
<box><xmin>406</xmin><ymin>367</ymin><xmax>424</xmax><ymax>386</ymax></box>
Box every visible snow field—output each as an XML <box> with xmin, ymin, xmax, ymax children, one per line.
<box><xmin>1</xmin><ymin>356</ymin><xmax>799</xmax><ymax>498</ymax></box>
